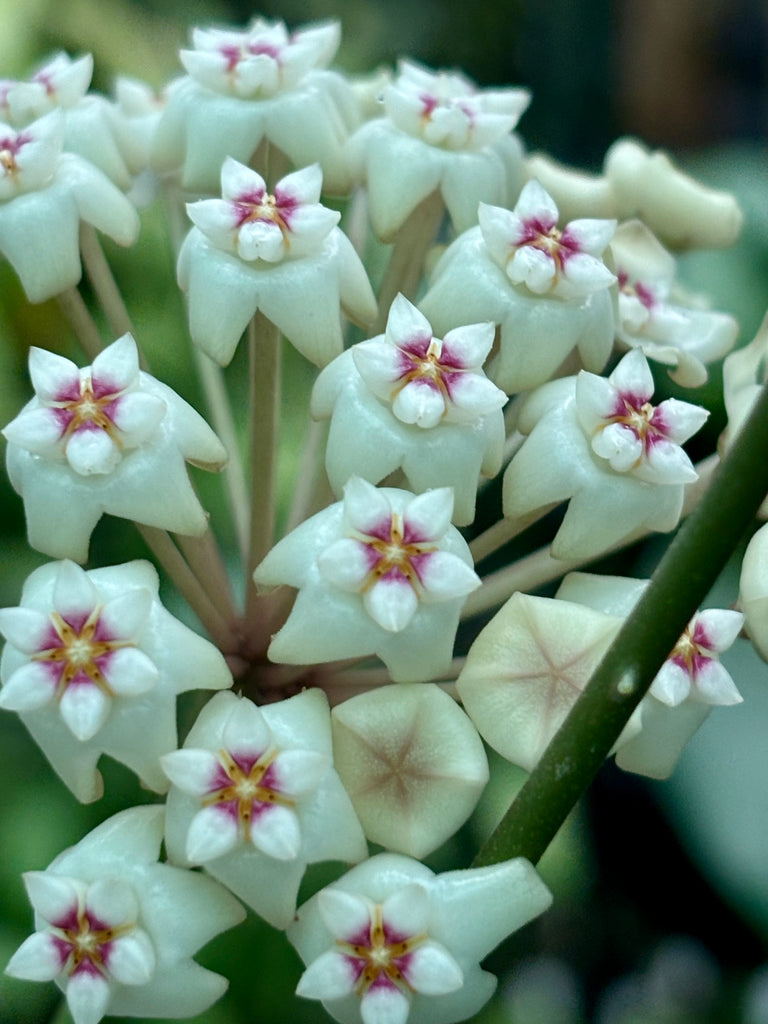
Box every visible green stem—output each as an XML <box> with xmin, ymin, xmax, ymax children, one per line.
<box><xmin>472</xmin><ymin>392</ymin><xmax>768</xmax><ymax>868</ymax></box>
<box><xmin>56</xmin><ymin>288</ymin><xmax>103</xmax><ymax>361</ymax></box>
<box><xmin>79</xmin><ymin>223</ymin><xmax>137</xmax><ymax>341</ymax></box>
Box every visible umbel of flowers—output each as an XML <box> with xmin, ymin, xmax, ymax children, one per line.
<box><xmin>0</xmin><ymin>13</ymin><xmax>763</xmax><ymax>1024</ymax></box>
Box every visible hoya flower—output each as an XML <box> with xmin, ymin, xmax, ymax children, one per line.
<box><xmin>739</xmin><ymin>522</ymin><xmax>768</xmax><ymax>661</ymax></box>
<box><xmin>722</xmin><ymin>313</ymin><xmax>768</xmax><ymax>456</ymax></box>
<box><xmin>311</xmin><ymin>294</ymin><xmax>506</xmax><ymax>524</ymax></box>
<box><xmin>6</xmin><ymin>806</ymin><xmax>245</xmax><ymax>1024</ymax></box>
<box><xmin>152</xmin><ymin>18</ymin><xmax>358</xmax><ymax>193</ymax></box>
<box><xmin>186</xmin><ymin>158</ymin><xmax>339</xmax><ymax>263</ymax></box>
<box><xmin>254</xmin><ymin>478</ymin><xmax>480</xmax><ymax>682</ymax></box>
<box><xmin>0</xmin><ymin>559</ymin><xmax>232</xmax><ymax>802</ymax></box>
<box><xmin>347</xmin><ymin>59</ymin><xmax>530</xmax><ymax>239</ymax></box>
<box><xmin>479</xmin><ymin>180</ymin><xmax>616</xmax><ymax>300</ymax></box>
<box><xmin>502</xmin><ymin>350</ymin><xmax>709</xmax><ymax>558</ymax></box>
<box><xmin>0</xmin><ymin>111</ymin><xmax>139</xmax><ymax>302</ymax></box>
<box><xmin>555</xmin><ymin>572</ymin><xmax>743</xmax><ymax>778</ymax></box>
<box><xmin>178</xmin><ymin>159</ymin><xmax>376</xmax><ymax>367</ymax></box>
<box><xmin>3</xmin><ymin>52</ymin><xmax>149</xmax><ymax>192</ymax></box>
<box><xmin>526</xmin><ymin>136</ymin><xmax>743</xmax><ymax>249</ymax></box>
<box><xmin>611</xmin><ymin>220</ymin><xmax>738</xmax><ymax>387</ymax></box>
<box><xmin>289</xmin><ymin>852</ymin><xmax>552</xmax><ymax>1024</ymax></box>
<box><xmin>3</xmin><ymin>334</ymin><xmax>227</xmax><ymax>561</ymax></box>
<box><xmin>419</xmin><ymin>183</ymin><xmax>616</xmax><ymax>393</ymax></box>
<box><xmin>331</xmin><ymin>683</ymin><xmax>489</xmax><ymax>858</ymax></box>
<box><xmin>162</xmin><ymin>689</ymin><xmax>367</xmax><ymax>929</ymax></box>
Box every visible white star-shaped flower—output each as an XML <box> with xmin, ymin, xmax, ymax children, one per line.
<box><xmin>161</xmin><ymin>689</ymin><xmax>367</xmax><ymax>930</ymax></box>
<box><xmin>502</xmin><ymin>351</ymin><xmax>709</xmax><ymax>558</ymax></box>
<box><xmin>178</xmin><ymin>160</ymin><xmax>375</xmax><ymax>368</ymax></box>
<box><xmin>420</xmin><ymin>185</ymin><xmax>616</xmax><ymax>393</ymax></box>
<box><xmin>254</xmin><ymin>478</ymin><xmax>480</xmax><ymax>682</ymax></box>
<box><xmin>289</xmin><ymin>852</ymin><xmax>552</xmax><ymax>1024</ymax></box>
<box><xmin>3</xmin><ymin>334</ymin><xmax>226</xmax><ymax>561</ymax></box>
<box><xmin>0</xmin><ymin>559</ymin><xmax>232</xmax><ymax>802</ymax></box>
<box><xmin>555</xmin><ymin>572</ymin><xmax>744</xmax><ymax>779</ymax></box>
<box><xmin>346</xmin><ymin>59</ymin><xmax>529</xmax><ymax>239</ymax></box>
<box><xmin>611</xmin><ymin>220</ymin><xmax>738</xmax><ymax>387</ymax></box>
<box><xmin>311</xmin><ymin>294</ymin><xmax>506</xmax><ymax>524</ymax></box>
<box><xmin>5</xmin><ymin>806</ymin><xmax>245</xmax><ymax>1024</ymax></box>
<box><xmin>0</xmin><ymin>111</ymin><xmax>139</xmax><ymax>301</ymax></box>
<box><xmin>152</xmin><ymin>18</ymin><xmax>357</xmax><ymax>193</ymax></box>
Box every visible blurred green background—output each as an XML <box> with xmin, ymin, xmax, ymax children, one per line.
<box><xmin>1</xmin><ymin>2</ymin><xmax>768</xmax><ymax>1023</ymax></box>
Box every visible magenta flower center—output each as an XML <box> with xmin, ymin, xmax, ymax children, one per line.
<box><xmin>339</xmin><ymin>904</ymin><xmax>425</xmax><ymax>995</ymax></box>
<box><xmin>393</xmin><ymin>337</ymin><xmax>460</xmax><ymax>405</ymax></box>
<box><xmin>607</xmin><ymin>394</ymin><xmax>667</xmax><ymax>453</ymax></box>
<box><xmin>669</xmin><ymin>621</ymin><xmax>713</xmax><ymax>678</ymax></box>
<box><xmin>205</xmin><ymin>747</ymin><xmax>294</xmax><ymax>840</ymax></box>
<box><xmin>53</xmin><ymin>376</ymin><xmax>126</xmax><ymax>444</ymax></box>
<box><xmin>32</xmin><ymin>608</ymin><xmax>132</xmax><ymax>698</ymax></box>
<box><xmin>518</xmin><ymin>217</ymin><xmax>580</xmax><ymax>272</ymax></box>
<box><xmin>359</xmin><ymin>513</ymin><xmax>437</xmax><ymax>595</ymax></box>
<box><xmin>0</xmin><ymin>132</ymin><xmax>30</xmax><ymax>175</ymax></box>
<box><xmin>51</xmin><ymin>906</ymin><xmax>134</xmax><ymax>979</ymax></box>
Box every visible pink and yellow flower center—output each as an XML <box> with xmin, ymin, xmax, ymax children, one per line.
<box><xmin>32</xmin><ymin>608</ymin><xmax>132</xmax><ymax>698</ymax></box>
<box><xmin>205</xmin><ymin>748</ymin><xmax>294</xmax><ymax>841</ymax></box>
<box><xmin>53</xmin><ymin>376</ymin><xmax>125</xmax><ymax>444</ymax></box>
<box><xmin>338</xmin><ymin>905</ymin><xmax>425</xmax><ymax>995</ymax></box>
<box><xmin>51</xmin><ymin>907</ymin><xmax>133</xmax><ymax>978</ymax></box>
<box><xmin>606</xmin><ymin>395</ymin><xmax>667</xmax><ymax>454</ymax></box>
<box><xmin>669</xmin><ymin>621</ymin><xmax>713</xmax><ymax>678</ymax></box>
<box><xmin>360</xmin><ymin>513</ymin><xmax>437</xmax><ymax>595</ymax></box>
<box><xmin>0</xmin><ymin>132</ymin><xmax>29</xmax><ymax>176</ymax></box>
<box><xmin>517</xmin><ymin>217</ymin><xmax>580</xmax><ymax>274</ymax></box>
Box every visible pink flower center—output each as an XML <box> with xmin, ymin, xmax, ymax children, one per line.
<box><xmin>51</xmin><ymin>905</ymin><xmax>135</xmax><ymax>979</ymax></box>
<box><xmin>392</xmin><ymin>337</ymin><xmax>461</xmax><ymax>409</ymax></box>
<box><xmin>607</xmin><ymin>394</ymin><xmax>667</xmax><ymax>454</ymax></box>
<box><xmin>617</xmin><ymin>270</ymin><xmax>657</xmax><ymax>310</ymax></box>
<box><xmin>52</xmin><ymin>375</ymin><xmax>126</xmax><ymax>445</ymax></box>
<box><xmin>32</xmin><ymin>607</ymin><xmax>132</xmax><ymax>698</ymax></box>
<box><xmin>339</xmin><ymin>905</ymin><xmax>425</xmax><ymax>996</ymax></box>
<box><xmin>0</xmin><ymin>131</ymin><xmax>30</xmax><ymax>176</ymax></box>
<box><xmin>669</xmin><ymin>621</ymin><xmax>713</xmax><ymax>678</ymax></box>
<box><xmin>204</xmin><ymin>747</ymin><xmax>294</xmax><ymax>841</ymax></box>
<box><xmin>359</xmin><ymin>513</ymin><xmax>437</xmax><ymax>594</ymax></box>
<box><xmin>517</xmin><ymin>217</ymin><xmax>581</xmax><ymax>272</ymax></box>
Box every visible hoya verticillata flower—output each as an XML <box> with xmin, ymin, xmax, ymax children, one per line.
<box><xmin>502</xmin><ymin>349</ymin><xmax>709</xmax><ymax>558</ymax></box>
<box><xmin>739</xmin><ymin>522</ymin><xmax>768</xmax><ymax>661</ymax></box>
<box><xmin>162</xmin><ymin>689</ymin><xmax>367</xmax><ymax>929</ymax></box>
<box><xmin>2</xmin><ymin>52</ymin><xmax>145</xmax><ymax>191</ymax></box>
<box><xmin>526</xmin><ymin>136</ymin><xmax>743</xmax><ymax>249</ymax></box>
<box><xmin>419</xmin><ymin>182</ymin><xmax>616</xmax><ymax>393</ymax></box>
<box><xmin>611</xmin><ymin>220</ymin><xmax>738</xmax><ymax>387</ymax></box>
<box><xmin>556</xmin><ymin>572</ymin><xmax>743</xmax><ymax>779</ymax></box>
<box><xmin>152</xmin><ymin>18</ymin><xmax>357</xmax><ymax>193</ymax></box>
<box><xmin>311</xmin><ymin>294</ymin><xmax>506</xmax><ymax>525</ymax></box>
<box><xmin>6</xmin><ymin>806</ymin><xmax>245</xmax><ymax>1024</ymax></box>
<box><xmin>254</xmin><ymin>478</ymin><xmax>480</xmax><ymax>682</ymax></box>
<box><xmin>289</xmin><ymin>852</ymin><xmax>552</xmax><ymax>1024</ymax></box>
<box><xmin>456</xmin><ymin>592</ymin><xmax>632</xmax><ymax>772</ymax></box>
<box><xmin>331</xmin><ymin>683</ymin><xmax>489</xmax><ymax>858</ymax></box>
<box><xmin>178</xmin><ymin>159</ymin><xmax>376</xmax><ymax>367</ymax></box>
<box><xmin>0</xmin><ymin>110</ymin><xmax>139</xmax><ymax>302</ymax></box>
<box><xmin>722</xmin><ymin>312</ymin><xmax>768</xmax><ymax>456</ymax></box>
<box><xmin>3</xmin><ymin>333</ymin><xmax>226</xmax><ymax>561</ymax></box>
<box><xmin>346</xmin><ymin>59</ymin><xmax>530</xmax><ymax>239</ymax></box>
<box><xmin>0</xmin><ymin>559</ymin><xmax>232</xmax><ymax>802</ymax></box>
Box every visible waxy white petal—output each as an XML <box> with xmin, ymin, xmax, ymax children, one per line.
<box><xmin>386</xmin><ymin>293</ymin><xmax>433</xmax><ymax>350</ymax></box>
<box><xmin>318</xmin><ymin>538</ymin><xmax>375</xmax><ymax>590</ymax></box>
<box><xmin>160</xmin><ymin>748</ymin><xmax>225</xmax><ymax>796</ymax></box>
<box><xmin>220</xmin><ymin>156</ymin><xmax>266</xmax><ymax>201</ymax></box>
<box><xmin>317</xmin><ymin>888</ymin><xmax>372</xmax><ymax>941</ymax></box>
<box><xmin>102</xmin><ymin>648</ymin><xmax>158</xmax><ymax>696</ymax></box>
<box><xmin>343</xmin><ymin>476</ymin><xmax>392</xmax><ymax>536</ymax></box>
<box><xmin>270</xmin><ymin>749</ymin><xmax>329</xmax><ymax>796</ymax></box>
<box><xmin>185</xmin><ymin>199</ymin><xmax>238</xmax><ymax>251</ymax></box>
<box><xmin>0</xmin><ymin>606</ymin><xmax>56</xmax><ymax>653</ymax></box>
<box><xmin>251</xmin><ymin>803</ymin><xmax>301</xmax><ymax>860</ymax></box>
<box><xmin>516</xmin><ymin>179</ymin><xmax>559</xmax><ymax>225</ymax></box>
<box><xmin>441</xmin><ymin>321</ymin><xmax>496</xmax><ymax>369</ymax></box>
<box><xmin>694</xmin><ymin>659</ymin><xmax>743</xmax><ymax>706</ymax></box>
<box><xmin>564</xmin><ymin>217</ymin><xmax>616</xmax><ymax>254</ymax></box>
<box><xmin>276</xmin><ymin>163</ymin><xmax>323</xmax><ymax>206</ymax></box>
<box><xmin>403</xmin><ymin>488</ymin><xmax>454</xmax><ymax>543</ymax></box>
<box><xmin>381</xmin><ymin>883</ymin><xmax>430</xmax><ymax>936</ymax></box>
<box><xmin>186</xmin><ymin>805</ymin><xmax>240</xmax><ymax>863</ymax></box>
<box><xmin>591</xmin><ymin>422</ymin><xmax>644</xmax><ymax>472</ymax></box>
<box><xmin>104</xmin><ymin>931</ymin><xmax>155</xmax><ymax>986</ymax></box>
<box><xmin>85</xmin><ymin>878</ymin><xmax>138</xmax><ymax>928</ymax></box>
<box><xmin>405</xmin><ymin>942</ymin><xmax>463</xmax><ymax>994</ymax></box>
<box><xmin>221</xmin><ymin>698</ymin><xmax>271</xmax><ymax>759</ymax></box>
<box><xmin>352</xmin><ymin>338</ymin><xmax>407</xmax><ymax>394</ymax></box>
<box><xmin>23</xmin><ymin>872</ymin><xmax>80</xmax><ymax>924</ymax></box>
<box><xmin>0</xmin><ymin>661</ymin><xmax>57</xmax><ymax>710</ymax></box>
<box><xmin>364</xmin><ymin>576</ymin><xmax>419</xmax><ymax>632</ymax></box>
<box><xmin>392</xmin><ymin>379</ymin><xmax>445</xmax><ymax>427</ymax></box>
<box><xmin>28</xmin><ymin>347</ymin><xmax>81</xmax><ymax>402</ymax></box>
<box><xmin>694</xmin><ymin>608</ymin><xmax>744</xmax><ymax>652</ymax></box>
<box><xmin>609</xmin><ymin>347</ymin><xmax>654</xmax><ymax>401</ymax></box>
<box><xmin>5</xmin><ymin>932</ymin><xmax>67</xmax><ymax>980</ymax></box>
<box><xmin>1</xmin><ymin>407</ymin><xmax>66</xmax><ymax>453</ymax></box>
<box><xmin>653</xmin><ymin>397</ymin><xmax>710</xmax><ymax>445</ymax></box>
<box><xmin>97</xmin><ymin>588</ymin><xmax>153</xmax><ymax>640</ymax></box>
<box><xmin>65</xmin><ymin>428</ymin><xmax>122</xmax><ymax>476</ymax></box>
<box><xmin>53</xmin><ymin>560</ymin><xmax>100</xmax><ymax>620</ymax></box>
<box><xmin>59</xmin><ymin>682</ymin><xmax>111</xmax><ymax>741</ymax></box>
<box><xmin>65</xmin><ymin>967</ymin><xmax>111</xmax><ymax>1024</ymax></box>
<box><xmin>109</xmin><ymin>393</ymin><xmax>166</xmax><ymax>443</ymax></box>
<box><xmin>416</xmin><ymin>550</ymin><xmax>481</xmax><ymax>601</ymax></box>
<box><xmin>444</xmin><ymin>371</ymin><xmax>507</xmax><ymax>420</ymax></box>
<box><xmin>361</xmin><ymin>984</ymin><xmax>411</xmax><ymax>1024</ymax></box>
<box><xmin>650</xmin><ymin>660</ymin><xmax>691</xmax><ymax>707</ymax></box>
<box><xmin>91</xmin><ymin>334</ymin><xmax>140</xmax><ymax>394</ymax></box>
<box><xmin>296</xmin><ymin>949</ymin><xmax>358</xmax><ymax>1000</ymax></box>
<box><xmin>507</xmin><ymin>244</ymin><xmax>556</xmax><ymax>293</ymax></box>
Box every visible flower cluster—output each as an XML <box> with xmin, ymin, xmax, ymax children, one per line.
<box><xmin>0</xmin><ymin>13</ymin><xmax>760</xmax><ymax>1024</ymax></box>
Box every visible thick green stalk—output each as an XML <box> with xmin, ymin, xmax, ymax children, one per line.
<box><xmin>473</xmin><ymin>384</ymin><xmax>768</xmax><ymax>868</ymax></box>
